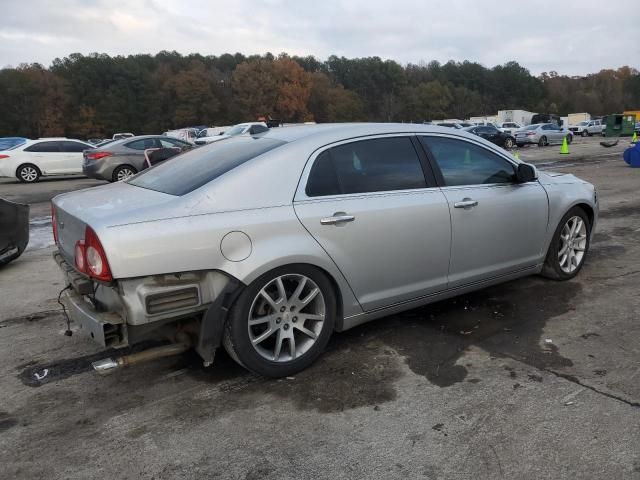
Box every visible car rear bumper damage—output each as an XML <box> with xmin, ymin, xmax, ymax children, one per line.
<box><xmin>53</xmin><ymin>249</ymin><xmax>245</xmax><ymax>366</ymax></box>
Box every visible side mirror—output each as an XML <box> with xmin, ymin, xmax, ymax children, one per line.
<box><xmin>516</xmin><ymin>163</ymin><xmax>537</xmax><ymax>183</ymax></box>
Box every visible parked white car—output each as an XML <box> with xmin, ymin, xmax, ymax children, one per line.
<box><xmin>198</xmin><ymin>126</ymin><xmax>231</xmax><ymax>139</ymax></box>
<box><xmin>164</xmin><ymin>128</ymin><xmax>202</xmax><ymax>145</ymax></box>
<box><xmin>497</xmin><ymin>122</ymin><xmax>523</xmax><ymax>135</ymax></box>
<box><xmin>0</xmin><ymin>138</ymin><xmax>93</xmax><ymax>183</ymax></box>
<box><xmin>568</xmin><ymin>120</ymin><xmax>604</xmax><ymax>137</ymax></box>
<box><xmin>112</xmin><ymin>133</ymin><xmax>134</xmax><ymax>140</ymax></box>
<box><xmin>194</xmin><ymin>122</ymin><xmax>269</xmax><ymax>146</ymax></box>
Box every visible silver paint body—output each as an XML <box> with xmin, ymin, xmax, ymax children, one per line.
<box><xmin>53</xmin><ymin>123</ymin><xmax>597</xmax><ymax>334</ymax></box>
<box><xmin>515</xmin><ymin>123</ymin><xmax>573</xmax><ymax>146</ymax></box>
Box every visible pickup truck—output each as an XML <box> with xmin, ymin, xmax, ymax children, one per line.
<box><xmin>496</xmin><ymin>122</ymin><xmax>523</xmax><ymax>135</ymax></box>
<box><xmin>568</xmin><ymin>119</ymin><xmax>604</xmax><ymax>137</ymax></box>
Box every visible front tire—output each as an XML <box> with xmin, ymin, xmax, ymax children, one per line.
<box><xmin>581</xmin><ymin>130</ymin><xmax>588</xmax><ymax>137</ymax></box>
<box><xmin>223</xmin><ymin>265</ymin><xmax>337</xmax><ymax>377</ymax></box>
<box><xmin>541</xmin><ymin>207</ymin><xmax>591</xmax><ymax>280</ymax></box>
<box><xmin>16</xmin><ymin>164</ymin><xmax>41</xmax><ymax>183</ymax></box>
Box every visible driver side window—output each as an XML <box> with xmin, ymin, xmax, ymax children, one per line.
<box><xmin>420</xmin><ymin>136</ymin><xmax>516</xmax><ymax>186</ymax></box>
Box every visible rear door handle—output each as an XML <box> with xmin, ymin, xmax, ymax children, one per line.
<box><xmin>454</xmin><ymin>199</ymin><xmax>478</xmax><ymax>209</ymax></box>
<box><xmin>320</xmin><ymin>213</ymin><xmax>355</xmax><ymax>225</ymax></box>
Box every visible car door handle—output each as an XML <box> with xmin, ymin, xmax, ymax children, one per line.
<box><xmin>320</xmin><ymin>213</ymin><xmax>355</xmax><ymax>225</ymax></box>
<box><xmin>454</xmin><ymin>199</ymin><xmax>478</xmax><ymax>209</ymax></box>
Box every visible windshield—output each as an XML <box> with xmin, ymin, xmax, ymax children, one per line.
<box><xmin>224</xmin><ymin>125</ymin><xmax>247</xmax><ymax>136</ymax></box>
<box><xmin>578</xmin><ymin>121</ymin><xmax>589</xmax><ymax>126</ymax></box>
<box><xmin>128</xmin><ymin>136</ymin><xmax>286</xmax><ymax>196</ymax></box>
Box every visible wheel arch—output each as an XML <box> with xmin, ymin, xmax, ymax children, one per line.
<box><xmin>196</xmin><ymin>261</ymin><xmax>347</xmax><ymax>365</ymax></box>
<box><xmin>16</xmin><ymin>162</ymin><xmax>42</xmax><ymax>177</ymax></box>
<box><xmin>230</xmin><ymin>260</ymin><xmax>348</xmax><ymax>332</ymax></box>
<box><xmin>112</xmin><ymin>164</ymin><xmax>138</xmax><ymax>182</ymax></box>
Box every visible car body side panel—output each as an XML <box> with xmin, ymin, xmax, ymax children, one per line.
<box><xmin>442</xmin><ymin>182</ymin><xmax>549</xmax><ymax>287</ymax></box>
<box><xmin>294</xmin><ymin>189</ymin><xmax>451</xmax><ymax>311</ymax></box>
<box><xmin>537</xmin><ymin>172</ymin><xmax>598</xmax><ymax>248</ymax></box>
<box><xmin>97</xmin><ymin>205</ymin><xmax>363</xmax><ymax>318</ymax></box>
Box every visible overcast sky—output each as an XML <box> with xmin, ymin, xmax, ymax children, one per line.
<box><xmin>1</xmin><ymin>0</ymin><xmax>638</xmax><ymax>76</ymax></box>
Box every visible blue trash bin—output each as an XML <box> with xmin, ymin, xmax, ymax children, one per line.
<box><xmin>623</xmin><ymin>142</ymin><xmax>640</xmax><ymax>168</ymax></box>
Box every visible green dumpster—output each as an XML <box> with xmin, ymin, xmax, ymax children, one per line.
<box><xmin>604</xmin><ymin>114</ymin><xmax>636</xmax><ymax>137</ymax></box>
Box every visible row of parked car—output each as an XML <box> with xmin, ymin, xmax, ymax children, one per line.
<box><xmin>434</xmin><ymin>122</ymin><xmax>574</xmax><ymax>150</ymax></box>
<box><xmin>0</xmin><ymin>122</ymin><xmax>271</xmax><ymax>183</ymax></box>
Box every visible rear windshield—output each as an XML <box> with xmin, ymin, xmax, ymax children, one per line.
<box><xmin>524</xmin><ymin>124</ymin><xmax>539</xmax><ymax>130</ymax></box>
<box><xmin>128</xmin><ymin>136</ymin><xmax>286</xmax><ymax>195</ymax></box>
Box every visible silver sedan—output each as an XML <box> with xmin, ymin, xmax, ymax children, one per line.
<box><xmin>515</xmin><ymin>123</ymin><xmax>574</xmax><ymax>147</ymax></box>
<box><xmin>52</xmin><ymin>123</ymin><xmax>597</xmax><ymax>377</ymax></box>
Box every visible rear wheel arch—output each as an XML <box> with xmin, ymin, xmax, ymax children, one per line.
<box><xmin>16</xmin><ymin>163</ymin><xmax>41</xmax><ymax>182</ymax></box>
<box><xmin>222</xmin><ymin>262</ymin><xmax>340</xmax><ymax>377</ymax></box>
<box><xmin>231</xmin><ymin>262</ymin><xmax>345</xmax><ymax>331</ymax></box>
<box><xmin>111</xmin><ymin>164</ymin><xmax>137</xmax><ymax>182</ymax></box>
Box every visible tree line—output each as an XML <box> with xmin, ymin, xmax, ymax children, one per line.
<box><xmin>0</xmin><ymin>51</ymin><xmax>638</xmax><ymax>139</ymax></box>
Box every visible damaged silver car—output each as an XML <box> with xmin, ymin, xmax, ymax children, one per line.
<box><xmin>52</xmin><ymin>123</ymin><xmax>598</xmax><ymax>377</ymax></box>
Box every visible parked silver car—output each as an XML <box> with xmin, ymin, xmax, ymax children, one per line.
<box><xmin>83</xmin><ymin>135</ymin><xmax>192</xmax><ymax>182</ymax></box>
<box><xmin>515</xmin><ymin>123</ymin><xmax>573</xmax><ymax>147</ymax></box>
<box><xmin>52</xmin><ymin>123</ymin><xmax>597</xmax><ymax>377</ymax></box>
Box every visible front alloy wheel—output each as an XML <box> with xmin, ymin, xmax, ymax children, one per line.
<box><xmin>541</xmin><ymin>207</ymin><xmax>591</xmax><ymax>280</ymax></box>
<box><xmin>558</xmin><ymin>216</ymin><xmax>587</xmax><ymax>274</ymax></box>
<box><xmin>223</xmin><ymin>266</ymin><xmax>336</xmax><ymax>377</ymax></box>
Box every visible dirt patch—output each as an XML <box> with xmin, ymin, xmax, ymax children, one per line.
<box><xmin>328</xmin><ymin>277</ymin><xmax>580</xmax><ymax>388</ymax></box>
<box><xmin>17</xmin><ymin>341</ymin><xmax>163</xmax><ymax>387</ymax></box>
<box><xmin>599</xmin><ymin>201</ymin><xmax>640</xmax><ymax>219</ymax></box>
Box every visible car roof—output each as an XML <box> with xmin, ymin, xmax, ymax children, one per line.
<box><xmin>93</xmin><ymin>135</ymin><xmax>187</xmax><ymax>150</ymax></box>
<box><xmin>260</xmin><ymin>122</ymin><xmax>482</xmax><ymax>147</ymax></box>
<box><xmin>22</xmin><ymin>137</ymin><xmax>89</xmax><ymax>144</ymax></box>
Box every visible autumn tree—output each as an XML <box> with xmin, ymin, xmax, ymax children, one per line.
<box><xmin>232</xmin><ymin>55</ymin><xmax>312</xmax><ymax>121</ymax></box>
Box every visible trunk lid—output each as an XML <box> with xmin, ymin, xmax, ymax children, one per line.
<box><xmin>52</xmin><ymin>181</ymin><xmax>176</xmax><ymax>266</ymax></box>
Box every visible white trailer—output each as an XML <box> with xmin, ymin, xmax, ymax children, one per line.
<box><xmin>497</xmin><ymin>110</ymin><xmax>537</xmax><ymax>126</ymax></box>
<box><xmin>568</xmin><ymin>113</ymin><xmax>591</xmax><ymax>125</ymax></box>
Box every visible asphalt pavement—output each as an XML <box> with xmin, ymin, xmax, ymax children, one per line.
<box><xmin>0</xmin><ymin>137</ymin><xmax>638</xmax><ymax>479</ymax></box>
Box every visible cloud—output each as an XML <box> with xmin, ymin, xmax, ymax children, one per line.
<box><xmin>0</xmin><ymin>0</ymin><xmax>638</xmax><ymax>75</ymax></box>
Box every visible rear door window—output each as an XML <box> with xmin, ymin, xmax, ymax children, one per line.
<box><xmin>159</xmin><ymin>138</ymin><xmax>188</xmax><ymax>148</ymax></box>
<box><xmin>126</xmin><ymin>138</ymin><xmax>159</xmax><ymax>150</ymax></box>
<box><xmin>61</xmin><ymin>141</ymin><xmax>89</xmax><ymax>153</ymax></box>
<box><xmin>420</xmin><ymin>136</ymin><xmax>516</xmax><ymax>186</ymax></box>
<box><xmin>24</xmin><ymin>141</ymin><xmax>63</xmax><ymax>153</ymax></box>
<box><xmin>129</xmin><ymin>136</ymin><xmax>286</xmax><ymax>196</ymax></box>
<box><xmin>306</xmin><ymin>137</ymin><xmax>427</xmax><ymax>197</ymax></box>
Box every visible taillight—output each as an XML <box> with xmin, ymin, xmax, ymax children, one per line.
<box><xmin>527</xmin><ymin>132</ymin><xmax>535</xmax><ymax>136</ymax></box>
<box><xmin>84</xmin><ymin>226</ymin><xmax>112</xmax><ymax>281</ymax></box>
<box><xmin>51</xmin><ymin>203</ymin><xmax>58</xmax><ymax>244</ymax></box>
<box><xmin>74</xmin><ymin>240</ymin><xmax>86</xmax><ymax>273</ymax></box>
<box><xmin>0</xmin><ymin>154</ymin><xmax>9</xmax><ymax>160</ymax></box>
<box><xmin>86</xmin><ymin>151</ymin><xmax>112</xmax><ymax>160</ymax></box>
